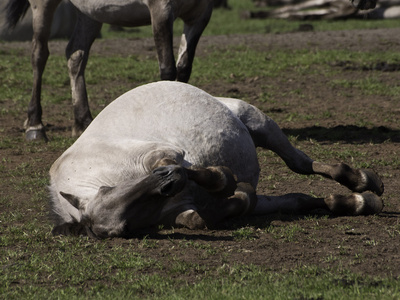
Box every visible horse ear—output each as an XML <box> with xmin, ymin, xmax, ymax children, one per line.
<box><xmin>60</xmin><ymin>191</ymin><xmax>81</xmax><ymax>210</ymax></box>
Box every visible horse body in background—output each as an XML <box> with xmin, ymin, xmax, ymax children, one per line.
<box><xmin>5</xmin><ymin>0</ymin><xmax>214</xmax><ymax>141</ymax></box>
<box><xmin>0</xmin><ymin>0</ymin><xmax>76</xmax><ymax>41</ymax></box>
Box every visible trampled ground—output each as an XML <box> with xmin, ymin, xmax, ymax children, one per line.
<box><xmin>1</xmin><ymin>27</ymin><xmax>400</xmax><ymax>291</ymax></box>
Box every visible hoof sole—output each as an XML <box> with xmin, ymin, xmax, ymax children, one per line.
<box><xmin>358</xmin><ymin>191</ymin><xmax>384</xmax><ymax>215</ymax></box>
<box><xmin>328</xmin><ymin>192</ymin><xmax>383</xmax><ymax>216</ymax></box>
<box><xmin>360</xmin><ymin>169</ymin><xmax>384</xmax><ymax>196</ymax></box>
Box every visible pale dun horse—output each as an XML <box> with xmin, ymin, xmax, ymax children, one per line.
<box><xmin>49</xmin><ymin>82</ymin><xmax>384</xmax><ymax>239</ymax></box>
<box><xmin>5</xmin><ymin>0</ymin><xmax>214</xmax><ymax>141</ymax></box>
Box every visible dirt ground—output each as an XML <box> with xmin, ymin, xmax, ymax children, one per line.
<box><xmin>1</xmin><ymin>27</ymin><xmax>400</xmax><ymax>279</ymax></box>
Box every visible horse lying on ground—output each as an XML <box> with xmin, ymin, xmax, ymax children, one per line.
<box><xmin>49</xmin><ymin>81</ymin><xmax>384</xmax><ymax>239</ymax></box>
<box><xmin>5</xmin><ymin>0</ymin><xmax>214</xmax><ymax>141</ymax></box>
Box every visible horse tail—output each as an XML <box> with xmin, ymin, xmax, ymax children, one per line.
<box><xmin>5</xmin><ymin>0</ymin><xmax>31</xmax><ymax>29</ymax></box>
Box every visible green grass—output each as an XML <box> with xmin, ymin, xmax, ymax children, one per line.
<box><xmin>4</xmin><ymin>47</ymin><xmax>400</xmax><ymax>109</ymax></box>
<box><xmin>1</xmin><ymin>0</ymin><xmax>400</xmax><ymax>299</ymax></box>
<box><xmin>2</xmin><ymin>252</ymin><xmax>400</xmax><ymax>299</ymax></box>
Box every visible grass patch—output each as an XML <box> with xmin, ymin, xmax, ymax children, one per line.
<box><xmin>1</xmin><ymin>0</ymin><xmax>400</xmax><ymax>298</ymax></box>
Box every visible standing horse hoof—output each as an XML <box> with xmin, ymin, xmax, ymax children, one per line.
<box><xmin>26</xmin><ymin>128</ymin><xmax>48</xmax><ymax>142</ymax></box>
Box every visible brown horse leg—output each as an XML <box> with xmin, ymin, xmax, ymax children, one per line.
<box><xmin>176</xmin><ymin>2</ymin><xmax>213</xmax><ymax>82</ymax></box>
<box><xmin>254</xmin><ymin>192</ymin><xmax>383</xmax><ymax>216</ymax></box>
<box><xmin>26</xmin><ymin>0</ymin><xmax>61</xmax><ymax>141</ymax></box>
<box><xmin>148</xmin><ymin>1</ymin><xmax>176</xmax><ymax>80</ymax></box>
<box><xmin>66</xmin><ymin>12</ymin><xmax>102</xmax><ymax>136</ymax></box>
<box><xmin>222</xmin><ymin>99</ymin><xmax>384</xmax><ymax>196</ymax></box>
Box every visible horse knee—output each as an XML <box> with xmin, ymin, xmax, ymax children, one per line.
<box><xmin>186</xmin><ymin>166</ymin><xmax>237</xmax><ymax>198</ymax></box>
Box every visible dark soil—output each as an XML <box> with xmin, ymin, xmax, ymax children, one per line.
<box><xmin>2</xmin><ymin>28</ymin><xmax>400</xmax><ymax>279</ymax></box>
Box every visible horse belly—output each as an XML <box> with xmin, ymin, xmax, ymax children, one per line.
<box><xmin>183</xmin><ymin>130</ymin><xmax>260</xmax><ymax>188</ymax></box>
<box><xmin>70</xmin><ymin>0</ymin><xmax>151</xmax><ymax>27</ymax></box>
<box><xmin>83</xmin><ymin>82</ymin><xmax>261</xmax><ymax>187</ymax></box>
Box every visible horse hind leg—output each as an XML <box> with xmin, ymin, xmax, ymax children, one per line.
<box><xmin>254</xmin><ymin>192</ymin><xmax>383</xmax><ymax>216</ymax></box>
<box><xmin>176</xmin><ymin>2</ymin><xmax>213</xmax><ymax>82</ymax></box>
<box><xmin>219</xmin><ymin>98</ymin><xmax>384</xmax><ymax>196</ymax></box>
<box><xmin>325</xmin><ymin>192</ymin><xmax>383</xmax><ymax>215</ymax></box>
<box><xmin>312</xmin><ymin>162</ymin><xmax>384</xmax><ymax>196</ymax></box>
<box><xmin>66</xmin><ymin>12</ymin><xmax>102</xmax><ymax>136</ymax></box>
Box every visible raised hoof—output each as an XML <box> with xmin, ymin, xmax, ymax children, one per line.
<box><xmin>358</xmin><ymin>169</ymin><xmax>384</xmax><ymax>196</ymax></box>
<box><xmin>26</xmin><ymin>128</ymin><xmax>48</xmax><ymax>142</ymax></box>
<box><xmin>327</xmin><ymin>192</ymin><xmax>383</xmax><ymax>216</ymax></box>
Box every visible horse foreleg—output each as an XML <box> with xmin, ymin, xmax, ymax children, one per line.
<box><xmin>185</xmin><ymin>165</ymin><xmax>237</xmax><ymax>198</ymax></box>
<box><xmin>148</xmin><ymin>2</ymin><xmax>176</xmax><ymax>80</ymax></box>
<box><xmin>152</xmin><ymin>158</ymin><xmax>237</xmax><ymax>199</ymax></box>
<box><xmin>196</xmin><ymin>182</ymin><xmax>257</xmax><ymax>227</ymax></box>
<box><xmin>176</xmin><ymin>3</ymin><xmax>213</xmax><ymax>82</ymax></box>
<box><xmin>66</xmin><ymin>13</ymin><xmax>101</xmax><ymax>136</ymax></box>
<box><xmin>26</xmin><ymin>0</ymin><xmax>61</xmax><ymax>141</ymax></box>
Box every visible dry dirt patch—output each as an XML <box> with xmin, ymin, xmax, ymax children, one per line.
<box><xmin>1</xmin><ymin>28</ymin><xmax>400</xmax><ymax>279</ymax></box>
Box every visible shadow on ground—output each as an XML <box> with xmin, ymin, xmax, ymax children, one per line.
<box><xmin>283</xmin><ymin>125</ymin><xmax>400</xmax><ymax>144</ymax></box>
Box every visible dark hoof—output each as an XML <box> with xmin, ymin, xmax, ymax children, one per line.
<box><xmin>358</xmin><ymin>192</ymin><xmax>384</xmax><ymax>215</ymax></box>
<box><xmin>327</xmin><ymin>192</ymin><xmax>383</xmax><ymax>216</ymax></box>
<box><xmin>360</xmin><ymin>169</ymin><xmax>384</xmax><ymax>196</ymax></box>
<box><xmin>26</xmin><ymin>129</ymin><xmax>48</xmax><ymax>142</ymax></box>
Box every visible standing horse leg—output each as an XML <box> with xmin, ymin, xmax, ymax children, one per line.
<box><xmin>26</xmin><ymin>0</ymin><xmax>61</xmax><ymax>141</ymax></box>
<box><xmin>148</xmin><ymin>2</ymin><xmax>176</xmax><ymax>80</ymax></box>
<box><xmin>176</xmin><ymin>3</ymin><xmax>213</xmax><ymax>82</ymax></box>
<box><xmin>66</xmin><ymin>12</ymin><xmax>102</xmax><ymax>137</ymax></box>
